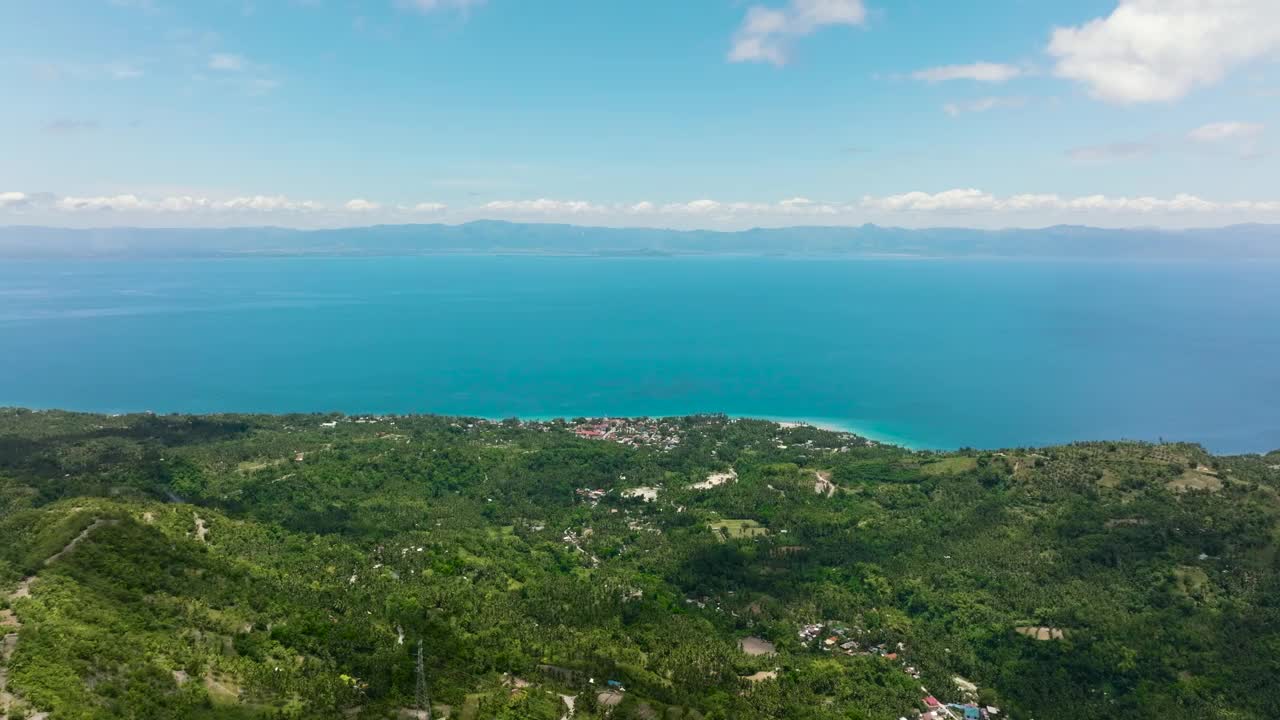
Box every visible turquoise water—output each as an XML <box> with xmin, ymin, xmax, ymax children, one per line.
<box><xmin>2</xmin><ymin>256</ymin><xmax>1278</xmax><ymax>453</ymax></box>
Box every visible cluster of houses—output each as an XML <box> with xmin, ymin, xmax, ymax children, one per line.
<box><xmin>797</xmin><ymin>623</ymin><xmax>921</xmax><ymax>668</ymax></box>
<box><xmin>747</xmin><ymin>620</ymin><xmax>1005</xmax><ymax>719</ymax></box>
<box><xmin>683</xmin><ymin>595</ymin><xmax>727</xmax><ymax>614</ymax></box>
<box><xmin>575</xmin><ymin>488</ymin><xmax>609</xmax><ymax>506</ymax></box>
<box><xmin>569</xmin><ymin>417</ymin><xmax>683</xmax><ymax>450</ymax></box>
<box><xmin>798</xmin><ymin>622</ymin><xmax>894</xmax><ymax>658</ymax></box>
<box><xmin>560</xmin><ymin>528</ymin><xmax>601</xmax><ymax>568</ymax></box>
<box><xmin>798</xmin><ymin>623</ymin><xmax>826</xmax><ymax>643</ymax></box>
<box><xmin>909</xmin><ymin>675</ymin><xmax>1003</xmax><ymax>720</ymax></box>
<box><xmin>318</xmin><ymin>415</ymin><xmax>393</xmax><ymax>429</ymax></box>
<box><xmin>915</xmin><ymin>694</ymin><xmax>1000</xmax><ymax>720</ymax></box>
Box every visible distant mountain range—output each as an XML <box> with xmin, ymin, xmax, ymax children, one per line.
<box><xmin>2</xmin><ymin>221</ymin><xmax>1279</xmax><ymax>259</ymax></box>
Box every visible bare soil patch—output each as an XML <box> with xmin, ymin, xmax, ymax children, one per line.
<box><xmin>1015</xmin><ymin>626</ymin><xmax>1066</xmax><ymax>640</ymax></box>
<box><xmin>813</xmin><ymin>471</ymin><xmax>836</xmax><ymax>497</ymax></box>
<box><xmin>739</xmin><ymin>637</ymin><xmax>776</xmax><ymax>656</ymax></box>
<box><xmin>691</xmin><ymin>469</ymin><xmax>737</xmax><ymax>490</ymax></box>
<box><xmin>1167</xmin><ymin>470</ymin><xmax>1223</xmax><ymax>493</ymax></box>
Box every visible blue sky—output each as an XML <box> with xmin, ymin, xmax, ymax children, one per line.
<box><xmin>2</xmin><ymin>0</ymin><xmax>1279</xmax><ymax>229</ymax></box>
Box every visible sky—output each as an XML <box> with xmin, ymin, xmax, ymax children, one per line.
<box><xmin>2</xmin><ymin>0</ymin><xmax>1280</xmax><ymax>230</ymax></box>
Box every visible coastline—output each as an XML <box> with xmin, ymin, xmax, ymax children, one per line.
<box><xmin>751</xmin><ymin>416</ymin><xmax>920</xmax><ymax>450</ymax></box>
<box><xmin>7</xmin><ymin>405</ymin><xmax>1276</xmax><ymax>455</ymax></box>
<box><xmin>504</xmin><ymin>411</ymin><xmax>921</xmax><ymax>450</ymax></box>
<box><xmin>6</xmin><ymin>404</ymin><xmax>921</xmax><ymax>449</ymax></box>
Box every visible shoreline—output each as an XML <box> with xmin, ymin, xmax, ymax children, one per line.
<box><xmin>6</xmin><ymin>404</ymin><xmax>919</xmax><ymax>448</ymax></box>
<box><xmin>748</xmin><ymin>415</ymin><xmax>920</xmax><ymax>450</ymax></box>
<box><xmin>12</xmin><ymin>405</ymin><xmax>1269</xmax><ymax>455</ymax></box>
<box><xmin>6</xmin><ymin>404</ymin><xmax>916</xmax><ymax>449</ymax></box>
<box><xmin>484</xmin><ymin>412</ymin><xmax>922</xmax><ymax>450</ymax></box>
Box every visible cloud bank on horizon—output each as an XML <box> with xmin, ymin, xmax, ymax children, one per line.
<box><xmin>5</xmin><ymin>188</ymin><xmax>1280</xmax><ymax>230</ymax></box>
<box><xmin>2</xmin><ymin>0</ymin><xmax>1278</xmax><ymax>229</ymax></box>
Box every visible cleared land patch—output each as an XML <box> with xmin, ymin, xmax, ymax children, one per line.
<box><xmin>691</xmin><ymin>469</ymin><xmax>737</xmax><ymax>490</ymax></box>
<box><xmin>597</xmin><ymin>690</ymin><xmax>625</xmax><ymax>707</ymax></box>
<box><xmin>813</xmin><ymin>470</ymin><xmax>837</xmax><ymax>497</ymax></box>
<box><xmin>459</xmin><ymin>693</ymin><xmax>483</xmax><ymax>720</ymax></box>
<box><xmin>709</xmin><ymin>519</ymin><xmax>768</xmax><ymax>540</ymax></box>
<box><xmin>1015</xmin><ymin>626</ymin><xmax>1066</xmax><ymax>641</ymax></box>
<box><xmin>204</xmin><ymin>670</ymin><xmax>241</xmax><ymax>704</ymax></box>
<box><xmin>237</xmin><ymin>457</ymin><xmax>287</xmax><ymax>473</ymax></box>
<box><xmin>1173</xmin><ymin>565</ymin><xmax>1215</xmax><ymax>604</ymax></box>
<box><xmin>1167</xmin><ymin>469</ymin><xmax>1223</xmax><ymax>493</ymax></box>
<box><xmin>738</xmin><ymin>637</ymin><xmax>776</xmax><ymax>656</ymax></box>
<box><xmin>921</xmin><ymin>457</ymin><xmax>978</xmax><ymax>476</ymax></box>
<box><xmin>622</xmin><ymin>487</ymin><xmax>659</xmax><ymax>502</ymax></box>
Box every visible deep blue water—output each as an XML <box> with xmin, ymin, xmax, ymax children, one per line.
<box><xmin>1</xmin><ymin>256</ymin><xmax>1277</xmax><ymax>453</ymax></box>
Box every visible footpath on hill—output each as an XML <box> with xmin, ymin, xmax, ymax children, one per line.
<box><xmin>1</xmin><ymin>518</ymin><xmax>113</xmax><ymax>720</ymax></box>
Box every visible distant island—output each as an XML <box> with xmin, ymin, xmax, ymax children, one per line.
<box><xmin>1</xmin><ymin>409</ymin><xmax>1277</xmax><ymax>719</ymax></box>
<box><xmin>3</xmin><ymin>220</ymin><xmax>1280</xmax><ymax>260</ymax></box>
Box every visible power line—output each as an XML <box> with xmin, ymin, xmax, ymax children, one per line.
<box><xmin>416</xmin><ymin>638</ymin><xmax>433</xmax><ymax>720</ymax></box>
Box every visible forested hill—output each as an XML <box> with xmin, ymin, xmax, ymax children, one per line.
<box><xmin>2</xmin><ymin>222</ymin><xmax>1280</xmax><ymax>259</ymax></box>
<box><xmin>1</xmin><ymin>409</ymin><xmax>1278</xmax><ymax>720</ymax></box>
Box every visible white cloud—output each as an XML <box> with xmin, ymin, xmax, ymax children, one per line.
<box><xmin>1187</xmin><ymin>121</ymin><xmax>1264</xmax><ymax>142</ymax></box>
<box><xmin>863</xmin><ymin>189</ymin><xmax>997</xmax><ymax>212</ymax></box>
<box><xmin>1048</xmin><ymin>0</ymin><xmax>1280</xmax><ymax>103</ymax></box>
<box><xmin>729</xmin><ymin>0</ymin><xmax>867</xmax><ymax>66</ymax></box>
<box><xmin>200</xmin><ymin>55</ymin><xmax>281</xmax><ymax>95</ymax></box>
<box><xmin>397</xmin><ymin>0</ymin><xmax>485</xmax><ymax>13</ymax></box>
<box><xmin>859</xmin><ymin>189</ymin><xmax>1259</xmax><ymax>214</ymax></box>
<box><xmin>477</xmin><ymin>197</ymin><xmax>842</xmax><ymax>219</ymax></box>
<box><xmin>6</xmin><ymin>189</ymin><xmax>1280</xmax><ymax>229</ymax></box>
<box><xmin>222</xmin><ymin>195</ymin><xmax>324</xmax><ymax>212</ymax></box>
<box><xmin>0</xmin><ymin>192</ymin><xmax>30</xmax><ymax>209</ymax></box>
<box><xmin>49</xmin><ymin>194</ymin><xmax>325</xmax><ymax>213</ymax></box>
<box><xmin>483</xmin><ymin>199</ymin><xmax>605</xmax><ymax>215</ymax></box>
<box><xmin>1185</xmin><ymin>121</ymin><xmax>1267</xmax><ymax>159</ymax></box>
<box><xmin>668</xmin><ymin>199</ymin><xmax>723</xmax><ymax>214</ymax></box>
<box><xmin>410</xmin><ymin>202</ymin><xmax>448</xmax><ymax>213</ymax></box>
<box><xmin>913</xmin><ymin>62</ymin><xmax>1024</xmax><ymax>83</ymax></box>
<box><xmin>209</xmin><ymin>53</ymin><xmax>246</xmax><ymax>71</ymax></box>
<box><xmin>1066</xmin><ymin>122</ymin><xmax>1267</xmax><ymax>163</ymax></box>
<box><xmin>633</xmin><ymin>198</ymin><xmax>839</xmax><ymax>217</ymax></box>
<box><xmin>345</xmin><ymin>198</ymin><xmax>382</xmax><ymax>212</ymax></box>
<box><xmin>943</xmin><ymin>96</ymin><xmax>1026</xmax><ymax>116</ymax></box>
<box><xmin>56</xmin><ymin>194</ymin><xmax>148</xmax><ymax>212</ymax></box>
<box><xmin>780</xmin><ymin>197</ymin><xmax>816</xmax><ymax>208</ymax></box>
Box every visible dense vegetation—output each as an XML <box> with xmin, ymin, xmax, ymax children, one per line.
<box><xmin>1</xmin><ymin>408</ymin><xmax>1277</xmax><ymax>719</ymax></box>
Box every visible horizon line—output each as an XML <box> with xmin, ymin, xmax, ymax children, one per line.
<box><xmin>4</xmin><ymin>219</ymin><xmax>1279</xmax><ymax>234</ymax></box>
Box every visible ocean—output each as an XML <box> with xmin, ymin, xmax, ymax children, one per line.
<box><xmin>1</xmin><ymin>255</ymin><xmax>1277</xmax><ymax>453</ymax></box>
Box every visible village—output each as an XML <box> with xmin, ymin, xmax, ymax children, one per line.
<box><xmin>568</xmin><ymin>417</ymin><xmax>684</xmax><ymax>450</ymax></box>
<box><xmin>794</xmin><ymin>622</ymin><xmax>1002</xmax><ymax>720</ymax></box>
<box><xmin>733</xmin><ymin>619</ymin><xmax>1006</xmax><ymax>720</ymax></box>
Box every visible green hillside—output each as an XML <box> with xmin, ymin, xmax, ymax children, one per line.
<box><xmin>1</xmin><ymin>409</ymin><xmax>1277</xmax><ymax>719</ymax></box>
